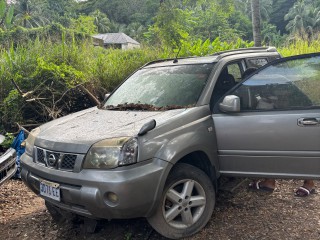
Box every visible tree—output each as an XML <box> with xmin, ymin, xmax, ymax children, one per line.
<box><xmin>78</xmin><ymin>0</ymin><xmax>159</xmax><ymax>26</ymax></box>
<box><xmin>13</xmin><ymin>0</ymin><xmax>49</xmax><ymax>28</ymax></box>
<box><xmin>305</xmin><ymin>7</ymin><xmax>320</xmax><ymax>36</ymax></box>
<box><xmin>285</xmin><ymin>1</ymin><xmax>309</xmax><ymax>37</ymax></box>
<box><xmin>285</xmin><ymin>1</ymin><xmax>320</xmax><ymax>39</ymax></box>
<box><xmin>251</xmin><ymin>0</ymin><xmax>262</xmax><ymax>46</ymax></box>
<box><xmin>89</xmin><ymin>10</ymin><xmax>111</xmax><ymax>33</ymax></box>
<box><xmin>70</xmin><ymin>15</ymin><xmax>97</xmax><ymax>35</ymax></box>
<box><xmin>269</xmin><ymin>0</ymin><xmax>295</xmax><ymax>34</ymax></box>
<box><xmin>0</xmin><ymin>0</ymin><xmax>14</xmax><ymax>30</ymax></box>
<box><xmin>146</xmin><ymin>1</ymin><xmax>195</xmax><ymax>49</ymax></box>
<box><xmin>43</xmin><ymin>0</ymin><xmax>78</xmax><ymax>27</ymax></box>
<box><xmin>191</xmin><ymin>0</ymin><xmax>240</xmax><ymax>41</ymax></box>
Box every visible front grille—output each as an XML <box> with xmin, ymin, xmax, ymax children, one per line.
<box><xmin>0</xmin><ymin>168</ymin><xmax>7</xmax><ymax>181</ymax></box>
<box><xmin>37</xmin><ymin>148</ymin><xmax>45</xmax><ymax>164</ymax></box>
<box><xmin>61</xmin><ymin>154</ymin><xmax>77</xmax><ymax>170</ymax></box>
<box><xmin>0</xmin><ymin>160</ymin><xmax>15</xmax><ymax>182</ymax></box>
<box><xmin>47</xmin><ymin>151</ymin><xmax>61</xmax><ymax>162</ymax></box>
<box><xmin>35</xmin><ymin>147</ymin><xmax>78</xmax><ymax>171</ymax></box>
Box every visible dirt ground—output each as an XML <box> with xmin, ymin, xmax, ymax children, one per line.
<box><xmin>1</xmin><ymin>178</ymin><xmax>320</xmax><ymax>240</ymax></box>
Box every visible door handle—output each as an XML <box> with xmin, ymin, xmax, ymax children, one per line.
<box><xmin>297</xmin><ymin>118</ymin><xmax>320</xmax><ymax>127</ymax></box>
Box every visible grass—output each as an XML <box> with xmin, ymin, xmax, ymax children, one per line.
<box><xmin>279</xmin><ymin>38</ymin><xmax>320</xmax><ymax>57</ymax></box>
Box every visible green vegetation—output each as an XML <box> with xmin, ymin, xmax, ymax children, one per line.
<box><xmin>1</xmin><ymin>0</ymin><xmax>320</xmax><ymax>132</ymax></box>
<box><xmin>0</xmin><ymin>132</ymin><xmax>14</xmax><ymax>148</ymax></box>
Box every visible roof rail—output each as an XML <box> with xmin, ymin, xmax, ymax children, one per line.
<box><xmin>142</xmin><ymin>46</ymin><xmax>278</xmax><ymax>67</ymax></box>
<box><xmin>142</xmin><ymin>56</ymin><xmax>200</xmax><ymax>67</ymax></box>
<box><xmin>212</xmin><ymin>46</ymin><xmax>277</xmax><ymax>57</ymax></box>
<box><xmin>142</xmin><ymin>58</ymin><xmax>175</xmax><ymax>67</ymax></box>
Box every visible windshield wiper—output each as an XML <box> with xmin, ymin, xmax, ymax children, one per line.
<box><xmin>104</xmin><ymin>103</ymin><xmax>160</xmax><ymax>111</ymax></box>
<box><xmin>104</xmin><ymin>103</ymin><xmax>194</xmax><ymax>111</ymax></box>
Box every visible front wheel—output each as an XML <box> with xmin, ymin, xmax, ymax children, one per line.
<box><xmin>147</xmin><ymin>163</ymin><xmax>215</xmax><ymax>239</ymax></box>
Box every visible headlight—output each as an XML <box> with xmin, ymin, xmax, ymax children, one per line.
<box><xmin>83</xmin><ymin>137</ymin><xmax>138</xmax><ymax>169</ymax></box>
<box><xmin>25</xmin><ymin>127</ymin><xmax>41</xmax><ymax>156</ymax></box>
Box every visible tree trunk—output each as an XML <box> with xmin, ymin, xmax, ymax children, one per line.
<box><xmin>251</xmin><ymin>0</ymin><xmax>261</xmax><ymax>47</ymax></box>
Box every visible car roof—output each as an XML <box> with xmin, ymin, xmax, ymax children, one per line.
<box><xmin>143</xmin><ymin>47</ymin><xmax>279</xmax><ymax>68</ymax></box>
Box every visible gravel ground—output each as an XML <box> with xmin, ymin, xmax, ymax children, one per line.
<box><xmin>1</xmin><ymin>178</ymin><xmax>320</xmax><ymax>240</ymax></box>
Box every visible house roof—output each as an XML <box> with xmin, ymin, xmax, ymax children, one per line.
<box><xmin>93</xmin><ymin>33</ymin><xmax>140</xmax><ymax>45</ymax></box>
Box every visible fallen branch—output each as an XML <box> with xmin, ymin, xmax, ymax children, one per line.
<box><xmin>79</xmin><ymin>85</ymin><xmax>101</xmax><ymax>106</ymax></box>
<box><xmin>16</xmin><ymin>123</ymin><xmax>30</xmax><ymax>135</ymax></box>
<box><xmin>11</xmin><ymin>79</ymin><xmax>24</xmax><ymax>96</ymax></box>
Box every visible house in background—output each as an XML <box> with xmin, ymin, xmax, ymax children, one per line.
<box><xmin>92</xmin><ymin>33</ymin><xmax>140</xmax><ymax>50</ymax></box>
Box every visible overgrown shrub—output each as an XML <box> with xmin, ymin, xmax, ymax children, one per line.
<box><xmin>0</xmin><ymin>24</ymin><xmax>89</xmax><ymax>48</ymax></box>
<box><xmin>1</xmin><ymin>34</ymin><xmax>319</xmax><ymax>132</ymax></box>
<box><xmin>0</xmin><ymin>39</ymin><xmax>165</xmax><ymax>131</ymax></box>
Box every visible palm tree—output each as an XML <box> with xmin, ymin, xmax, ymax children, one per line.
<box><xmin>13</xmin><ymin>0</ymin><xmax>49</xmax><ymax>28</ymax></box>
<box><xmin>0</xmin><ymin>0</ymin><xmax>14</xmax><ymax>30</ymax></box>
<box><xmin>90</xmin><ymin>10</ymin><xmax>111</xmax><ymax>33</ymax></box>
<box><xmin>284</xmin><ymin>1</ymin><xmax>309</xmax><ymax>36</ymax></box>
<box><xmin>126</xmin><ymin>22</ymin><xmax>145</xmax><ymax>41</ymax></box>
<box><xmin>305</xmin><ymin>7</ymin><xmax>320</xmax><ymax>37</ymax></box>
<box><xmin>251</xmin><ymin>0</ymin><xmax>262</xmax><ymax>46</ymax></box>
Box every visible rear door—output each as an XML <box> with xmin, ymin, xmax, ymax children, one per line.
<box><xmin>213</xmin><ymin>53</ymin><xmax>320</xmax><ymax>178</ymax></box>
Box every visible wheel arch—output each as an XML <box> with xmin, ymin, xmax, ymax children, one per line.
<box><xmin>174</xmin><ymin>151</ymin><xmax>218</xmax><ymax>191</ymax></box>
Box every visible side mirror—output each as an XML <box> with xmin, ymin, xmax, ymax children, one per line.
<box><xmin>138</xmin><ymin>119</ymin><xmax>156</xmax><ymax>136</ymax></box>
<box><xmin>219</xmin><ymin>95</ymin><xmax>240</xmax><ymax>113</ymax></box>
<box><xmin>104</xmin><ymin>93</ymin><xmax>111</xmax><ymax>101</ymax></box>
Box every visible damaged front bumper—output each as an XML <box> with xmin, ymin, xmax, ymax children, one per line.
<box><xmin>21</xmin><ymin>152</ymin><xmax>170</xmax><ymax>220</ymax></box>
<box><xmin>0</xmin><ymin>148</ymin><xmax>17</xmax><ymax>186</ymax></box>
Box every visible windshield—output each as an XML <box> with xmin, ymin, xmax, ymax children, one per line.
<box><xmin>104</xmin><ymin>64</ymin><xmax>214</xmax><ymax>110</ymax></box>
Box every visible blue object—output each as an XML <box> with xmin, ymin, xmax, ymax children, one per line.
<box><xmin>11</xmin><ymin>130</ymin><xmax>25</xmax><ymax>178</ymax></box>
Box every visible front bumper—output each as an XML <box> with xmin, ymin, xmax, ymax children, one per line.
<box><xmin>0</xmin><ymin>148</ymin><xmax>17</xmax><ymax>186</ymax></box>
<box><xmin>21</xmin><ymin>153</ymin><xmax>170</xmax><ymax>220</ymax></box>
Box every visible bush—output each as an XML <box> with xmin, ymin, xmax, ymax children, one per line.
<box><xmin>0</xmin><ymin>38</ymin><xmax>165</xmax><ymax>131</ymax></box>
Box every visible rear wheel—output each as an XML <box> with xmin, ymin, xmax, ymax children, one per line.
<box><xmin>147</xmin><ymin>163</ymin><xmax>215</xmax><ymax>239</ymax></box>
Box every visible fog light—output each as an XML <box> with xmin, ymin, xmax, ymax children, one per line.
<box><xmin>106</xmin><ymin>192</ymin><xmax>118</xmax><ymax>203</ymax></box>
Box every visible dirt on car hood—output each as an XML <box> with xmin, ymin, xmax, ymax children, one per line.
<box><xmin>34</xmin><ymin>107</ymin><xmax>186</xmax><ymax>153</ymax></box>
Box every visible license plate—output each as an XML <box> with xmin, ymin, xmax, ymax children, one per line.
<box><xmin>40</xmin><ymin>180</ymin><xmax>61</xmax><ymax>202</ymax></box>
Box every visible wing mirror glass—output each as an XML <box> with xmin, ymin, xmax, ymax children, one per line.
<box><xmin>219</xmin><ymin>95</ymin><xmax>240</xmax><ymax>113</ymax></box>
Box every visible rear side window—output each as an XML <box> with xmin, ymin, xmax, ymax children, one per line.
<box><xmin>233</xmin><ymin>55</ymin><xmax>320</xmax><ymax>111</ymax></box>
<box><xmin>247</xmin><ymin>58</ymin><xmax>268</xmax><ymax>68</ymax></box>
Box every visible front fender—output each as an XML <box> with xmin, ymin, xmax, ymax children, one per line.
<box><xmin>154</xmin><ymin>129</ymin><xmax>219</xmax><ymax>172</ymax></box>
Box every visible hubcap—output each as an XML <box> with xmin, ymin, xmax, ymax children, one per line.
<box><xmin>162</xmin><ymin>179</ymin><xmax>206</xmax><ymax>229</ymax></box>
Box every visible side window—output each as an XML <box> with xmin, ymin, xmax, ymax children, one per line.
<box><xmin>211</xmin><ymin>62</ymin><xmax>242</xmax><ymax>105</ymax></box>
<box><xmin>232</xmin><ymin>55</ymin><xmax>320</xmax><ymax>111</ymax></box>
<box><xmin>241</xmin><ymin>58</ymin><xmax>270</xmax><ymax>81</ymax></box>
<box><xmin>227</xmin><ymin>63</ymin><xmax>242</xmax><ymax>82</ymax></box>
<box><xmin>246</xmin><ymin>58</ymin><xmax>268</xmax><ymax>68</ymax></box>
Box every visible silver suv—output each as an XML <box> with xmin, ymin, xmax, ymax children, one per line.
<box><xmin>21</xmin><ymin>48</ymin><xmax>320</xmax><ymax>239</ymax></box>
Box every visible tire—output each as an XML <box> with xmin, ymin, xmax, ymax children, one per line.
<box><xmin>147</xmin><ymin>163</ymin><xmax>215</xmax><ymax>239</ymax></box>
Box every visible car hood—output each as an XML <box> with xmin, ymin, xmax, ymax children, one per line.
<box><xmin>35</xmin><ymin>107</ymin><xmax>186</xmax><ymax>153</ymax></box>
